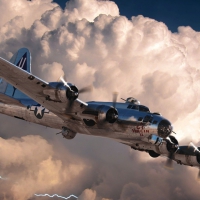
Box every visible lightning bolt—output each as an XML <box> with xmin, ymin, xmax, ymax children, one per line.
<box><xmin>34</xmin><ymin>194</ymin><xmax>78</xmax><ymax>199</ymax></box>
<box><xmin>0</xmin><ymin>176</ymin><xmax>78</xmax><ymax>199</ymax></box>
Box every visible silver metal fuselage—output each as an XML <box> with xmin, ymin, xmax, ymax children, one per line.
<box><xmin>0</xmin><ymin>100</ymin><xmax>167</xmax><ymax>146</ymax></box>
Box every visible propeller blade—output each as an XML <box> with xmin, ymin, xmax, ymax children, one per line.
<box><xmin>187</xmin><ymin>142</ymin><xmax>200</xmax><ymax>180</ymax></box>
<box><xmin>59</xmin><ymin>76</ymin><xmax>76</xmax><ymax>110</ymax></box>
<box><xmin>113</xmin><ymin>92</ymin><xmax>118</xmax><ymax>109</ymax></box>
<box><xmin>198</xmin><ymin>168</ymin><xmax>200</xmax><ymax>180</ymax></box>
<box><xmin>165</xmin><ymin>159</ymin><xmax>173</xmax><ymax>170</ymax></box>
<box><xmin>60</xmin><ymin>76</ymin><xmax>70</xmax><ymax>89</ymax></box>
<box><xmin>187</xmin><ymin>142</ymin><xmax>200</xmax><ymax>155</ymax></box>
<box><xmin>164</xmin><ymin>139</ymin><xmax>179</xmax><ymax>170</ymax></box>
<box><xmin>165</xmin><ymin>152</ymin><xmax>174</xmax><ymax>170</ymax></box>
<box><xmin>79</xmin><ymin>85</ymin><xmax>93</xmax><ymax>94</ymax></box>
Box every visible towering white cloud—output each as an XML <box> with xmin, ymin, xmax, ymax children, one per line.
<box><xmin>0</xmin><ymin>0</ymin><xmax>57</xmax><ymax>28</ymax></box>
<box><xmin>0</xmin><ymin>0</ymin><xmax>200</xmax><ymax>199</ymax></box>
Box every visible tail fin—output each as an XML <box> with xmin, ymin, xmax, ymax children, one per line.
<box><xmin>0</xmin><ymin>48</ymin><xmax>31</xmax><ymax>99</ymax></box>
<box><xmin>10</xmin><ymin>48</ymin><xmax>31</xmax><ymax>73</ymax></box>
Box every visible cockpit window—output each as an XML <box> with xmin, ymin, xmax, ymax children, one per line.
<box><xmin>127</xmin><ymin>104</ymin><xmax>139</xmax><ymax>110</ymax></box>
<box><xmin>127</xmin><ymin>105</ymin><xmax>132</xmax><ymax>109</ymax></box>
<box><xmin>153</xmin><ymin>120</ymin><xmax>158</xmax><ymax>124</ymax></box>
<box><xmin>143</xmin><ymin>115</ymin><xmax>153</xmax><ymax>123</ymax></box>
<box><xmin>132</xmin><ymin>105</ymin><xmax>139</xmax><ymax>110</ymax></box>
<box><xmin>138</xmin><ymin>117</ymin><xmax>143</xmax><ymax>121</ymax></box>
<box><xmin>139</xmin><ymin>105</ymin><xmax>150</xmax><ymax>112</ymax></box>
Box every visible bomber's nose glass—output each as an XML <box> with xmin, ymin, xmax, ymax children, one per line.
<box><xmin>158</xmin><ymin>120</ymin><xmax>172</xmax><ymax>138</ymax></box>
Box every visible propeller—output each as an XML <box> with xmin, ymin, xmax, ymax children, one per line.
<box><xmin>110</xmin><ymin>92</ymin><xmax>119</xmax><ymax>122</ymax></box>
<box><xmin>165</xmin><ymin>139</ymin><xmax>179</xmax><ymax>170</ymax></box>
<box><xmin>112</xmin><ymin>92</ymin><xmax>118</xmax><ymax>109</ymax></box>
<box><xmin>165</xmin><ymin>152</ymin><xmax>174</xmax><ymax>170</ymax></box>
<box><xmin>60</xmin><ymin>76</ymin><xmax>71</xmax><ymax>90</ymax></box>
<box><xmin>60</xmin><ymin>75</ymin><xmax>93</xmax><ymax>94</ymax></box>
<box><xmin>187</xmin><ymin>142</ymin><xmax>200</xmax><ymax>154</ymax></box>
<box><xmin>187</xmin><ymin>142</ymin><xmax>200</xmax><ymax>179</ymax></box>
<box><xmin>97</xmin><ymin>92</ymin><xmax>119</xmax><ymax>125</ymax></box>
<box><xmin>176</xmin><ymin>142</ymin><xmax>200</xmax><ymax>179</ymax></box>
<box><xmin>198</xmin><ymin>168</ymin><xmax>200</xmax><ymax>180</ymax></box>
<box><xmin>60</xmin><ymin>76</ymin><xmax>93</xmax><ymax>109</ymax></box>
<box><xmin>79</xmin><ymin>85</ymin><xmax>93</xmax><ymax>94</ymax></box>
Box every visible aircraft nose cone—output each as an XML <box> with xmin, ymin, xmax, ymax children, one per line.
<box><xmin>158</xmin><ymin>120</ymin><xmax>172</xmax><ymax>138</ymax></box>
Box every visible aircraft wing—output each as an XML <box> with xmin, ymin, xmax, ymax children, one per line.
<box><xmin>0</xmin><ymin>57</ymin><xmax>87</xmax><ymax>120</ymax></box>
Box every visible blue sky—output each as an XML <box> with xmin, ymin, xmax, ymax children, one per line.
<box><xmin>53</xmin><ymin>0</ymin><xmax>200</xmax><ymax>32</ymax></box>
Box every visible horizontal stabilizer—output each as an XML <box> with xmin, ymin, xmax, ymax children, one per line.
<box><xmin>0</xmin><ymin>92</ymin><xmax>25</xmax><ymax>107</ymax></box>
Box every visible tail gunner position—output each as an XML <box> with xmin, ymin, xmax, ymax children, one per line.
<box><xmin>0</xmin><ymin>48</ymin><xmax>199</xmax><ymax>177</ymax></box>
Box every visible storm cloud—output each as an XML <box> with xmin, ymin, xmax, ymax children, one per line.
<box><xmin>0</xmin><ymin>0</ymin><xmax>200</xmax><ymax>199</ymax></box>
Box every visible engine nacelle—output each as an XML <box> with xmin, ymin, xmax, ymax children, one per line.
<box><xmin>156</xmin><ymin>138</ymin><xmax>179</xmax><ymax>155</ymax></box>
<box><xmin>97</xmin><ymin>105</ymin><xmax>118</xmax><ymax>123</ymax></box>
<box><xmin>174</xmin><ymin>154</ymin><xmax>200</xmax><ymax>167</ymax></box>
<box><xmin>148</xmin><ymin>134</ymin><xmax>163</xmax><ymax>146</ymax></box>
<box><xmin>43</xmin><ymin>82</ymin><xmax>78</xmax><ymax>103</ymax></box>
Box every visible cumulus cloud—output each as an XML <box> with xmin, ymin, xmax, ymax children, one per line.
<box><xmin>64</xmin><ymin>0</ymin><xmax>119</xmax><ymax>22</ymax></box>
<box><xmin>39</xmin><ymin>62</ymin><xmax>64</xmax><ymax>81</ymax></box>
<box><xmin>0</xmin><ymin>0</ymin><xmax>200</xmax><ymax>199</ymax></box>
<box><xmin>0</xmin><ymin>135</ymin><xmax>91</xmax><ymax>200</ymax></box>
<box><xmin>78</xmin><ymin>189</ymin><xmax>97</xmax><ymax>200</ymax></box>
<box><xmin>0</xmin><ymin>0</ymin><xmax>57</xmax><ymax>28</ymax></box>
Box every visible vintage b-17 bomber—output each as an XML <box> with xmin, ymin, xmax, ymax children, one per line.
<box><xmin>0</xmin><ymin>48</ymin><xmax>199</xmax><ymax>177</ymax></box>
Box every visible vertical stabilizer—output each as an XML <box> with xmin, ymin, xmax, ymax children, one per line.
<box><xmin>10</xmin><ymin>48</ymin><xmax>31</xmax><ymax>73</ymax></box>
<box><xmin>0</xmin><ymin>48</ymin><xmax>31</xmax><ymax>99</ymax></box>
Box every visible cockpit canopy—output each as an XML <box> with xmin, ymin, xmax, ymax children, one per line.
<box><xmin>126</xmin><ymin>97</ymin><xmax>140</xmax><ymax>105</ymax></box>
<box><xmin>126</xmin><ymin>97</ymin><xmax>150</xmax><ymax>112</ymax></box>
<box><xmin>127</xmin><ymin>104</ymin><xmax>150</xmax><ymax>112</ymax></box>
